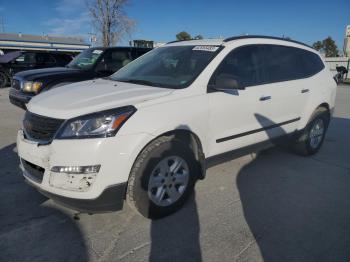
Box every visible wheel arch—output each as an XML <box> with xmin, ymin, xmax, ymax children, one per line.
<box><xmin>317</xmin><ymin>102</ymin><xmax>331</xmax><ymax>113</ymax></box>
<box><xmin>313</xmin><ymin>102</ymin><xmax>331</xmax><ymax>120</ymax></box>
<box><xmin>128</xmin><ymin>128</ymin><xmax>207</xmax><ymax>187</ymax></box>
<box><xmin>161</xmin><ymin>129</ymin><xmax>206</xmax><ymax>179</ymax></box>
<box><xmin>299</xmin><ymin>102</ymin><xmax>331</xmax><ymax>130</ymax></box>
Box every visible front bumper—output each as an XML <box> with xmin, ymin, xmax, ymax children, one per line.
<box><xmin>27</xmin><ymin>178</ymin><xmax>127</xmax><ymax>213</ymax></box>
<box><xmin>17</xmin><ymin>129</ymin><xmax>154</xmax><ymax>213</ymax></box>
<box><xmin>9</xmin><ymin>88</ymin><xmax>34</xmax><ymax>109</ymax></box>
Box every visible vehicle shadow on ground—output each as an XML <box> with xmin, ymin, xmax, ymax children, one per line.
<box><xmin>149</xmin><ymin>193</ymin><xmax>201</xmax><ymax>262</ymax></box>
<box><xmin>148</xmin><ymin>127</ymin><xmax>202</xmax><ymax>262</ymax></box>
<box><xmin>0</xmin><ymin>143</ymin><xmax>88</xmax><ymax>262</ymax></box>
<box><xmin>236</xmin><ymin>116</ymin><xmax>350</xmax><ymax>261</ymax></box>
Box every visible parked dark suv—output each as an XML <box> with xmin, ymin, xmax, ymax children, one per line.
<box><xmin>0</xmin><ymin>51</ymin><xmax>72</xmax><ymax>88</ymax></box>
<box><xmin>9</xmin><ymin>47</ymin><xmax>151</xmax><ymax>109</ymax></box>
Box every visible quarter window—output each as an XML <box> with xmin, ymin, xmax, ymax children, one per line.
<box><xmin>301</xmin><ymin>50</ymin><xmax>324</xmax><ymax>76</ymax></box>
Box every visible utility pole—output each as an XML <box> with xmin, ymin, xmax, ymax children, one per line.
<box><xmin>88</xmin><ymin>33</ymin><xmax>97</xmax><ymax>47</ymax></box>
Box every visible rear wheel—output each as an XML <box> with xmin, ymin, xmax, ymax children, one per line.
<box><xmin>292</xmin><ymin>108</ymin><xmax>330</xmax><ymax>156</ymax></box>
<box><xmin>127</xmin><ymin>136</ymin><xmax>198</xmax><ymax>219</ymax></box>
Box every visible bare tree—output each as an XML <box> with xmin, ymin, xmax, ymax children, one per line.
<box><xmin>87</xmin><ymin>0</ymin><xmax>135</xmax><ymax>47</ymax></box>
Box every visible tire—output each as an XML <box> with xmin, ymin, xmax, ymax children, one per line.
<box><xmin>127</xmin><ymin>135</ymin><xmax>199</xmax><ymax>219</ymax></box>
<box><xmin>292</xmin><ymin>107</ymin><xmax>330</xmax><ymax>156</ymax></box>
<box><xmin>0</xmin><ymin>71</ymin><xmax>8</xmax><ymax>88</ymax></box>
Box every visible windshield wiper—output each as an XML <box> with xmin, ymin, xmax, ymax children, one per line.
<box><xmin>118</xmin><ymin>79</ymin><xmax>159</xmax><ymax>87</ymax></box>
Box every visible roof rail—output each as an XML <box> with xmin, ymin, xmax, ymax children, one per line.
<box><xmin>166</xmin><ymin>38</ymin><xmax>204</xmax><ymax>44</ymax></box>
<box><xmin>223</xmin><ymin>35</ymin><xmax>312</xmax><ymax>48</ymax></box>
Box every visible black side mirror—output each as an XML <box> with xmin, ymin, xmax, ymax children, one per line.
<box><xmin>211</xmin><ymin>74</ymin><xmax>245</xmax><ymax>91</ymax></box>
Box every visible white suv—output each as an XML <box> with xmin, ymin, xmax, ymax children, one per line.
<box><xmin>17</xmin><ymin>36</ymin><xmax>336</xmax><ymax>218</ymax></box>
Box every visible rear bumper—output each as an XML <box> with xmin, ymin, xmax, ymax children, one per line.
<box><xmin>9</xmin><ymin>88</ymin><xmax>34</xmax><ymax>109</ymax></box>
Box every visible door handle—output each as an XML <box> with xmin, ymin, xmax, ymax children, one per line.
<box><xmin>259</xmin><ymin>95</ymin><xmax>271</xmax><ymax>101</ymax></box>
<box><xmin>301</xmin><ymin>89</ymin><xmax>309</xmax><ymax>93</ymax></box>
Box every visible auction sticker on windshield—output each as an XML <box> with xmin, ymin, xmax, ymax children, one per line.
<box><xmin>192</xmin><ymin>46</ymin><xmax>219</xmax><ymax>52</ymax></box>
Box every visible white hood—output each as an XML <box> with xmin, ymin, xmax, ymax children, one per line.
<box><xmin>28</xmin><ymin>79</ymin><xmax>173</xmax><ymax>119</ymax></box>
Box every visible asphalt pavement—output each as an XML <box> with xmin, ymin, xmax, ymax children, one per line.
<box><xmin>0</xmin><ymin>85</ymin><xmax>350</xmax><ymax>262</ymax></box>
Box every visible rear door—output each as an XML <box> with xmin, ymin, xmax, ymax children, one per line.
<box><xmin>260</xmin><ymin>45</ymin><xmax>309</xmax><ymax>135</ymax></box>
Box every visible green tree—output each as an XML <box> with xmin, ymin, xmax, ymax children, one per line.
<box><xmin>322</xmin><ymin>36</ymin><xmax>339</xmax><ymax>57</ymax></box>
<box><xmin>312</xmin><ymin>37</ymin><xmax>339</xmax><ymax>57</ymax></box>
<box><xmin>312</xmin><ymin>40</ymin><xmax>323</xmax><ymax>51</ymax></box>
<box><xmin>176</xmin><ymin>31</ymin><xmax>192</xmax><ymax>41</ymax></box>
<box><xmin>193</xmin><ymin>34</ymin><xmax>203</xmax><ymax>40</ymax></box>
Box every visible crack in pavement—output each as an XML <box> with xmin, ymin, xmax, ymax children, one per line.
<box><xmin>118</xmin><ymin>241</ymin><xmax>150</xmax><ymax>260</ymax></box>
<box><xmin>95</xmin><ymin>212</ymin><xmax>137</xmax><ymax>262</ymax></box>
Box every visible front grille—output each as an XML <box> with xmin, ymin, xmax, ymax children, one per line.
<box><xmin>23</xmin><ymin>111</ymin><xmax>64</xmax><ymax>142</ymax></box>
<box><xmin>22</xmin><ymin>159</ymin><xmax>45</xmax><ymax>183</ymax></box>
<box><xmin>12</xmin><ymin>79</ymin><xmax>21</xmax><ymax>90</ymax></box>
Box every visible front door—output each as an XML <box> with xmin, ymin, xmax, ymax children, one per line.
<box><xmin>207</xmin><ymin>45</ymin><xmax>273</xmax><ymax>157</ymax></box>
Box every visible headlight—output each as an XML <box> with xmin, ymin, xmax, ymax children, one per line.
<box><xmin>56</xmin><ymin>106</ymin><xmax>136</xmax><ymax>139</ymax></box>
<box><xmin>23</xmin><ymin>81</ymin><xmax>43</xmax><ymax>93</ymax></box>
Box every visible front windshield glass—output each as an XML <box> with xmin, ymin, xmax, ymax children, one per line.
<box><xmin>110</xmin><ymin>45</ymin><xmax>222</xmax><ymax>89</ymax></box>
<box><xmin>67</xmin><ymin>49</ymin><xmax>104</xmax><ymax>70</ymax></box>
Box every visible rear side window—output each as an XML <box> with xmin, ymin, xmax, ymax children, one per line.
<box><xmin>210</xmin><ymin>45</ymin><xmax>265</xmax><ymax>87</ymax></box>
<box><xmin>263</xmin><ymin>45</ymin><xmax>305</xmax><ymax>83</ymax></box>
<box><xmin>55</xmin><ymin>54</ymin><xmax>73</xmax><ymax>65</ymax></box>
<box><xmin>263</xmin><ymin>45</ymin><xmax>324</xmax><ymax>83</ymax></box>
<box><xmin>36</xmin><ymin>53</ymin><xmax>56</xmax><ymax>65</ymax></box>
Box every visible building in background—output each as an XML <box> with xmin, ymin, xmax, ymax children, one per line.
<box><xmin>0</xmin><ymin>33</ymin><xmax>90</xmax><ymax>54</ymax></box>
<box><xmin>344</xmin><ymin>25</ymin><xmax>350</xmax><ymax>57</ymax></box>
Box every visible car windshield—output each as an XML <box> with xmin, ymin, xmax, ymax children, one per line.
<box><xmin>110</xmin><ymin>45</ymin><xmax>222</xmax><ymax>89</ymax></box>
<box><xmin>67</xmin><ymin>49</ymin><xmax>104</xmax><ymax>70</ymax></box>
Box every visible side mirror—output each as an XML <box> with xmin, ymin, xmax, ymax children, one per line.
<box><xmin>211</xmin><ymin>74</ymin><xmax>245</xmax><ymax>91</ymax></box>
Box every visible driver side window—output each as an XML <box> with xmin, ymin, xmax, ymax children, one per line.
<box><xmin>211</xmin><ymin>45</ymin><xmax>265</xmax><ymax>88</ymax></box>
<box><xmin>15</xmin><ymin>53</ymin><xmax>36</xmax><ymax>64</ymax></box>
<box><xmin>96</xmin><ymin>50</ymin><xmax>131</xmax><ymax>73</ymax></box>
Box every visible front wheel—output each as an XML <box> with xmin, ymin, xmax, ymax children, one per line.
<box><xmin>127</xmin><ymin>136</ymin><xmax>198</xmax><ymax>219</ymax></box>
<box><xmin>292</xmin><ymin>108</ymin><xmax>330</xmax><ymax>156</ymax></box>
